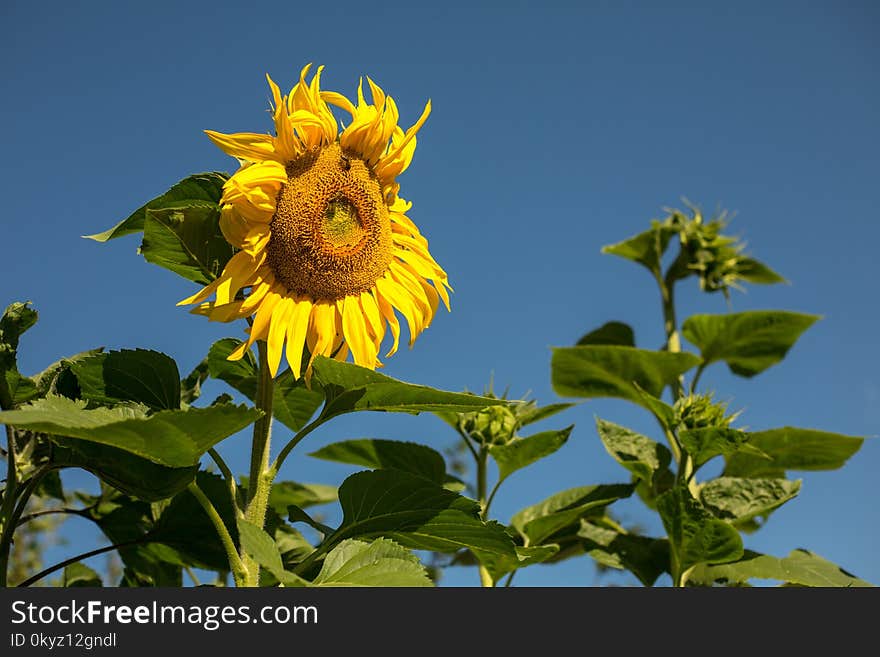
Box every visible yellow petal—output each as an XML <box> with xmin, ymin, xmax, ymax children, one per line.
<box><xmin>285</xmin><ymin>296</ymin><xmax>313</xmax><ymax>379</ymax></box>
<box><xmin>342</xmin><ymin>295</ymin><xmax>378</xmax><ymax>368</ymax></box>
<box><xmin>267</xmin><ymin>296</ymin><xmax>294</xmax><ymax>377</ymax></box>
<box><xmin>205</xmin><ymin>130</ymin><xmax>278</xmax><ymax>163</ymax></box>
<box><xmin>375</xmin><ymin>290</ymin><xmax>401</xmax><ymax>357</ymax></box>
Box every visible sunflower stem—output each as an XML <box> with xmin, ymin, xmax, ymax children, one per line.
<box><xmin>0</xmin><ymin>425</ymin><xmax>19</xmax><ymax>587</ymax></box>
<box><xmin>242</xmin><ymin>340</ymin><xmax>276</xmax><ymax>587</ymax></box>
<box><xmin>476</xmin><ymin>446</ymin><xmax>494</xmax><ymax>588</ymax></box>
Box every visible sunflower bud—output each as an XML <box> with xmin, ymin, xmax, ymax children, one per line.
<box><xmin>461</xmin><ymin>405</ymin><xmax>519</xmax><ymax>446</ymax></box>
<box><xmin>674</xmin><ymin>393</ymin><xmax>737</xmax><ymax>431</ymax></box>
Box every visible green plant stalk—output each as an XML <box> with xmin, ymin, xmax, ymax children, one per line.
<box><xmin>242</xmin><ymin>340</ymin><xmax>276</xmax><ymax>587</ymax></box>
<box><xmin>657</xmin><ymin>267</ymin><xmax>696</xmax><ymax>587</ymax></box>
<box><xmin>188</xmin><ymin>481</ymin><xmax>247</xmax><ymax>587</ymax></box>
<box><xmin>0</xmin><ymin>463</ymin><xmax>51</xmax><ymax>588</ymax></box>
<box><xmin>0</xmin><ymin>425</ymin><xmax>18</xmax><ymax>587</ymax></box>
<box><xmin>476</xmin><ymin>446</ymin><xmax>494</xmax><ymax>588</ymax></box>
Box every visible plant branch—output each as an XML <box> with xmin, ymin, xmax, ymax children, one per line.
<box><xmin>17</xmin><ymin>507</ymin><xmax>88</xmax><ymax>527</ymax></box>
<box><xmin>208</xmin><ymin>448</ymin><xmax>243</xmax><ymax>516</ymax></box>
<box><xmin>476</xmin><ymin>446</ymin><xmax>494</xmax><ymax>588</ymax></box>
<box><xmin>16</xmin><ymin>538</ymin><xmax>146</xmax><ymax>587</ymax></box>
<box><xmin>187</xmin><ymin>481</ymin><xmax>246</xmax><ymax>587</ymax></box>
<box><xmin>271</xmin><ymin>417</ymin><xmax>324</xmax><ymax>475</ymax></box>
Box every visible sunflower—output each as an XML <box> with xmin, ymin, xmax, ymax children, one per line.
<box><xmin>179</xmin><ymin>64</ymin><xmax>451</xmax><ymax>379</ymax></box>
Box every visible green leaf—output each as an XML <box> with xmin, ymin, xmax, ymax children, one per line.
<box><xmin>237</xmin><ymin>518</ymin><xmax>285</xmax><ymax>578</ymax></box>
<box><xmin>689</xmin><ymin>549</ymin><xmax>872</xmax><ymax>587</ymax></box>
<box><xmin>551</xmin><ymin>345</ymin><xmax>701</xmax><ymax>408</ymax></box>
<box><xmin>264</xmin><ymin>481</ymin><xmax>337</xmax><ymax>513</ymax></box>
<box><xmin>602</xmin><ymin>224</ymin><xmax>677</xmax><ymax>275</ymax></box>
<box><xmin>151</xmin><ymin>473</ymin><xmax>239</xmax><ymax>571</ymax></box>
<box><xmin>63</xmin><ymin>563</ymin><xmax>103</xmax><ymax>587</ymax></box>
<box><xmin>578</xmin><ymin>521</ymin><xmax>670</xmax><ymax>586</ymax></box>
<box><xmin>309</xmin><ymin>439</ymin><xmax>447</xmax><ymax>484</ymax></box>
<box><xmin>71</xmin><ymin>349</ymin><xmax>181</xmax><ymax>411</ymax></box>
<box><xmin>0</xmin><ymin>395</ymin><xmax>260</xmax><ymax>467</ymax></box>
<box><xmin>699</xmin><ymin>477</ymin><xmax>801</xmax><ymax>524</ymax></box>
<box><xmin>735</xmin><ymin>258</ymin><xmax>787</xmax><ymax>286</ymax></box>
<box><xmin>180</xmin><ymin>359</ymin><xmax>209</xmax><ymax>405</ymax></box>
<box><xmin>53</xmin><ymin>437</ymin><xmax>198</xmax><ymax>501</ymax></box>
<box><xmin>681</xmin><ymin>311</ymin><xmax>819</xmax><ymax>378</ymax></box>
<box><xmin>679</xmin><ymin>427</ymin><xmax>765</xmax><ymax>469</ymax></box>
<box><xmin>83</xmin><ymin>492</ymin><xmax>182</xmax><ymax>586</ymax></box>
<box><xmin>516</xmin><ymin>402</ymin><xmax>577</xmax><ymax>427</ymax></box>
<box><xmin>478</xmin><ymin>544</ymin><xmax>561</xmax><ymax>580</ymax></box>
<box><xmin>328</xmin><ymin>469</ymin><xmax>518</xmax><ymax>581</ymax></box>
<box><xmin>85</xmin><ymin>172</ymin><xmax>227</xmax><ymax>242</ymax></box>
<box><xmin>489</xmin><ymin>427</ymin><xmax>572</xmax><ymax>484</ymax></box>
<box><xmin>595</xmin><ymin>418</ymin><xmax>672</xmax><ymax>485</ymax></box>
<box><xmin>207</xmin><ymin>338</ymin><xmax>324</xmax><ymax>432</ymax></box>
<box><xmin>0</xmin><ymin>301</ymin><xmax>39</xmax><ymax>410</ymax></box>
<box><xmin>724</xmin><ymin>427</ymin><xmax>864</xmax><ymax>477</ymax></box>
<box><xmin>312</xmin><ymin>538</ymin><xmax>432</xmax><ymax>587</ymax></box>
<box><xmin>632</xmin><ymin>384</ymin><xmax>677</xmax><ymax>430</ymax></box>
<box><xmin>577</xmin><ymin>321</ymin><xmax>636</xmax><ymax>347</ymax></box>
<box><xmin>312</xmin><ymin>356</ymin><xmax>507</xmax><ymax>419</ymax></box>
<box><xmin>141</xmin><ymin>205</ymin><xmax>234</xmax><ymax>285</ymax></box>
<box><xmin>510</xmin><ymin>484</ymin><xmax>636</xmax><ymax>546</ymax></box>
<box><xmin>656</xmin><ymin>487</ymin><xmax>743</xmax><ymax>572</ymax></box>
<box><xmin>31</xmin><ymin>348</ymin><xmax>104</xmax><ymax>397</ymax></box>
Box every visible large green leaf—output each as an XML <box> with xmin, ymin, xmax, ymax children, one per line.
<box><xmin>0</xmin><ymin>301</ymin><xmax>39</xmax><ymax>409</ymax></box>
<box><xmin>681</xmin><ymin>311</ymin><xmax>818</xmax><ymax>378</ymax></box>
<box><xmin>595</xmin><ymin>418</ymin><xmax>672</xmax><ymax>485</ymax></box>
<box><xmin>656</xmin><ymin>487</ymin><xmax>743</xmax><ymax>572</ymax></box>
<box><xmin>309</xmin><ymin>439</ymin><xmax>447</xmax><ymax>484</ymax></box>
<box><xmin>699</xmin><ymin>477</ymin><xmax>800</xmax><ymax>525</ymax></box>
<box><xmin>52</xmin><ymin>437</ymin><xmax>198</xmax><ymax>501</ymax></box>
<box><xmin>142</xmin><ymin>205</ymin><xmax>234</xmax><ymax>285</ymax></box>
<box><xmin>151</xmin><ymin>473</ymin><xmax>239</xmax><ymax>571</ymax></box>
<box><xmin>551</xmin><ymin>346</ymin><xmax>701</xmax><ymax>409</ymax></box>
<box><xmin>312</xmin><ymin>538</ymin><xmax>432</xmax><ymax>587</ymax></box>
<box><xmin>312</xmin><ymin>356</ymin><xmax>507</xmax><ymax>419</ymax></box>
<box><xmin>578</xmin><ymin>520</ymin><xmax>670</xmax><ymax>586</ymax></box>
<box><xmin>31</xmin><ymin>348</ymin><xmax>104</xmax><ymax>398</ymax></box>
<box><xmin>83</xmin><ymin>491</ymin><xmax>182</xmax><ymax>587</ymax></box>
<box><xmin>510</xmin><ymin>484</ymin><xmax>636</xmax><ymax>546</ymax></box>
<box><xmin>678</xmin><ymin>427</ymin><xmax>766</xmax><ymax>468</ymax></box>
<box><xmin>577</xmin><ymin>321</ymin><xmax>636</xmax><ymax>347</ymax></box>
<box><xmin>207</xmin><ymin>338</ymin><xmax>324</xmax><ymax>432</ymax></box>
<box><xmin>689</xmin><ymin>549</ymin><xmax>872</xmax><ymax>587</ymax></box>
<box><xmin>489</xmin><ymin>427</ymin><xmax>573</xmax><ymax>484</ymax></box>
<box><xmin>327</xmin><ymin>469</ymin><xmax>518</xmax><ymax>581</ymax></box>
<box><xmin>601</xmin><ymin>224</ymin><xmax>677</xmax><ymax>275</ymax></box>
<box><xmin>71</xmin><ymin>349</ymin><xmax>181</xmax><ymax>411</ymax></box>
<box><xmin>85</xmin><ymin>172</ymin><xmax>227</xmax><ymax>242</ymax></box>
<box><xmin>0</xmin><ymin>395</ymin><xmax>260</xmax><ymax>467</ymax></box>
<box><xmin>724</xmin><ymin>427</ymin><xmax>864</xmax><ymax>477</ymax></box>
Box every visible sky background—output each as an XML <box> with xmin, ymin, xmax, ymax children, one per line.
<box><xmin>2</xmin><ymin>0</ymin><xmax>878</xmax><ymax>587</ymax></box>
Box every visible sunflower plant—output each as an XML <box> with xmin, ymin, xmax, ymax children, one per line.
<box><xmin>0</xmin><ymin>66</ymin><xmax>523</xmax><ymax>588</ymax></box>
<box><xmin>540</xmin><ymin>205</ymin><xmax>872</xmax><ymax>587</ymax></box>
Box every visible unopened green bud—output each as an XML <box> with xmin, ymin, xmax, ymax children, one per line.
<box><xmin>462</xmin><ymin>405</ymin><xmax>519</xmax><ymax>446</ymax></box>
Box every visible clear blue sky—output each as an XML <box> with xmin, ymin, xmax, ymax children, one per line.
<box><xmin>2</xmin><ymin>0</ymin><xmax>877</xmax><ymax>586</ymax></box>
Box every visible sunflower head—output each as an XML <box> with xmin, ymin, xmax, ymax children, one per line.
<box><xmin>179</xmin><ymin>65</ymin><xmax>451</xmax><ymax>380</ymax></box>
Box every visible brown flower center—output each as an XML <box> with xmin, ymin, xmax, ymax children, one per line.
<box><xmin>267</xmin><ymin>143</ymin><xmax>392</xmax><ymax>300</ymax></box>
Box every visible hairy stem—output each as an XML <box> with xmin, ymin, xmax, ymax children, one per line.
<box><xmin>0</xmin><ymin>425</ymin><xmax>18</xmax><ymax>587</ymax></box>
<box><xmin>476</xmin><ymin>446</ymin><xmax>494</xmax><ymax>588</ymax></box>
<box><xmin>188</xmin><ymin>481</ymin><xmax>246</xmax><ymax>587</ymax></box>
<box><xmin>0</xmin><ymin>464</ymin><xmax>51</xmax><ymax>588</ymax></box>
<box><xmin>242</xmin><ymin>340</ymin><xmax>276</xmax><ymax>587</ymax></box>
